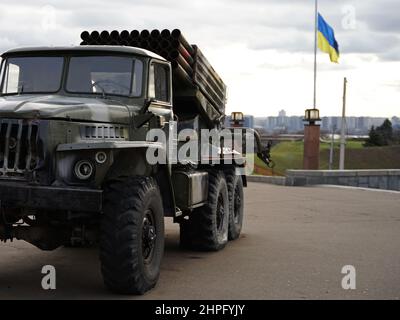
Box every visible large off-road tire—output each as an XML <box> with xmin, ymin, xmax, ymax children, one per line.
<box><xmin>180</xmin><ymin>170</ymin><xmax>229</xmax><ymax>251</ymax></box>
<box><xmin>100</xmin><ymin>176</ymin><xmax>164</xmax><ymax>294</ymax></box>
<box><xmin>225</xmin><ymin>171</ymin><xmax>244</xmax><ymax>240</ymax></box>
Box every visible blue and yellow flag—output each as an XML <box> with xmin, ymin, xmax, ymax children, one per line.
<box><xmin>318</xmin><ymin>13</ymin><xmax>339</xmax><ymax>63</ymax></box>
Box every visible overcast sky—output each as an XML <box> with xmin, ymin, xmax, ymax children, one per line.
<box><xmin>0</xmin><ymin>0</ymin><xmax>399</xmax><ymax>117</ymax></box>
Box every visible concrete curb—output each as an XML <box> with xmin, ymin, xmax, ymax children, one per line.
<box><xmin>286</xmin><ymin>169</ymin><xmax>400</xmax><ymax>191</ymax></box>
<box><xmin>247</xmin><ymin>170</ymin><xmax>400</xmax><ymax>191</ymax></box>
<box><xmin>247</xmin><ymin>175</ymin><xmax>286</xmax><ymax>186</ymax></box>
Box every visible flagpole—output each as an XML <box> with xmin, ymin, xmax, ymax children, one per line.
<box><xmin>313</xmin><ymin>0</ymin><xmax>318</xmax><ymax>109</ymax></box>
<box><xmin>339</xmin><ymin>77</ymin><xmax>347</xmax><ymax>170</ymax></box>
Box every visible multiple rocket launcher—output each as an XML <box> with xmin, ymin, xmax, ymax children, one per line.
<box><xmin>80</xmin><ymin>29</ymin><xmax>227</xmax><ymax>125</ymax></box>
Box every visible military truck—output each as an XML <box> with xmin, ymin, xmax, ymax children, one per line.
<box><xmin>0</xmin><ymin>29</ymin><xmax>273</xmax><ymax>294</ymax></box>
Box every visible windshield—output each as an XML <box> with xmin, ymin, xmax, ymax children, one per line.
<box><xmin>1</xmin><ymin>57</ymin><xmax>64</xmax><ymax>94</ymax></box>
<box><xmin>0</xmin><ymin>55</ymin><xmax>144</xmax><ymax>97</ymax></box>
<box><xmin>66</xmin><ymin>56</ymin><xmax>143</xmax><ymax>97</ymax></box>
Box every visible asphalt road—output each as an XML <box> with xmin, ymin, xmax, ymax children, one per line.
<box><xmin>1</xmin><ymin>183</ymin><xmax>399</xmax><ymax>299</ymax></box>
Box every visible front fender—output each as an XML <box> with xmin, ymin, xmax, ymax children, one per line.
<box><xmin>55</xmin><ymin>141</ymin><xmax>164</xmax><ymax>186</ymax></box>
<box><xmin>54</xmin><ymin>141</ymin><xmax>178</xmax><ymax>217</ymax></box>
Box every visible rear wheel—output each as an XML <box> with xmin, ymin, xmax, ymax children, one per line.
<box><xmin>225</xmin><ymin>171</ymin><xmax>244</xmax><ymax>240</ymax></box>
<box><xmin>180</xmin><ymin>170</ymin><xmax>229</xmax><ymax>251</ymax></box>
<box><xmin>100</xmin><ymin>176</ymin><xmax>164</xmax><ymax>294</ymax></box>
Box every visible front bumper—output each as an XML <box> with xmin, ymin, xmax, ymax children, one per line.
<box><xmin>0</xmin><ymin>181</ymin><xmax>102</xmax><ymax>212</ymax></box>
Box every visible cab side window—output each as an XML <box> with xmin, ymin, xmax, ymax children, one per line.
<box><xmin>153</xmin><ymin>63</ymin><xmax>170</xmax><ymax>103</ymax></box>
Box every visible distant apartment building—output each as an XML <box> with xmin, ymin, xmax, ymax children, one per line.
<box><xmin>289</xmin><ymin>116</ymin><xmax>303</xmax><ymax>132</ymax></box>
<box><xmin>392</xmin><ymin>116</ymin><xmax>400</xmax><ymax>129</ymax></box>
<box><xmin>356</xmin><ymin>117</ymin><xmax>369</xmax><ymax>132</ymax></box>
<box><xmin>243</xmin><ymin>115</ymin><xmax>254</xmax><ymax>129</ymax></box>
<box><xmin>252</xmin><ymin>110</ymin><xmax>396</xmax><ymax>135</ymax></box>
<box><xmin>254</xmin><ymin>117</ymin><xmax>268</xmax><ymax>129</ymax></box>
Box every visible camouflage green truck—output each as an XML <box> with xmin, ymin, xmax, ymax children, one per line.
<box><xmin>0</xmin><ymin>29</ymin><xmax>273</xmax><ymax>294</ymax></box>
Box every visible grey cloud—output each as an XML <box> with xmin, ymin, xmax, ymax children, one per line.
<box><xmin>379</xmin><ymin>48</ymin><xmax>400</xmax><ymax>62</ymax></box>
<box><xmin>0</xmin><ymin>0</ymin><xmax>398</xmax><ymax>63</ymax></box>
<box><xmin>340</xmin><ymin>32</ymin><xmax>400</xmax><ymax>54</ymax></box>
<box><xmin>365</xmin><ymin>13</ymin><xmax>400</xmax><ymax>34</ymax></box>
<box><xmin>355</xmin><ymin>0</ymin><xmax>400</xmax><ymax>33</ymax></box>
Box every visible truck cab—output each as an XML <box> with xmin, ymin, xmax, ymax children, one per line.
<box><xmin>0</xmin><ymin>45</ymin><xmax>178</xmax><ymax>204</ymax></box>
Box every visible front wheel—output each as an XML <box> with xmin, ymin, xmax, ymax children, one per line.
<box><xmin>100</xmin><ymin>176</ymin><xmax>164</xmax><ymax>294</ymax></box>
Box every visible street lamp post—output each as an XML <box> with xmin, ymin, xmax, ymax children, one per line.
<box><xmin>329</xmin><ymin>124</ymin><xmax>336</xmax><ymax>170</ymax></box>
<box><xmin>303</xmin><ymin>108</ymin><xmax>321</xmax><ymax>170</ymax></box>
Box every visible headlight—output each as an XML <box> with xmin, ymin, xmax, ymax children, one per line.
<box><xmin>74</xmin><ymin>160</ymin><xmax>94</xmax><ymax>180</ymax></box>
<box><xmin>95</xmin><ymin>151</ymin><xmax>107</xmax><ymax>164</ymax></box>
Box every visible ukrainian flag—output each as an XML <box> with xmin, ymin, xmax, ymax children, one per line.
<box><xmin>318</xmin><ymin>13</ymin><xmax>340</xmax><ymax>63</ymax></box>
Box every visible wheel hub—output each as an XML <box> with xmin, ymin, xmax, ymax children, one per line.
<box><xmin>142</xmin><ymin>211</ymin><xmax>156</xmax><ymax>262</ymax></box>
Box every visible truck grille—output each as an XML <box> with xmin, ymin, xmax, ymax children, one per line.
<box><xmin>0</xmin><ymin>119</ymin><xmax>39</xmax><ymax>177</ymax></box>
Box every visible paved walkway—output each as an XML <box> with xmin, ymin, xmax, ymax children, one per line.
<box><xmin>0</xmin><ymin>183</ymin><xmax>399</xmax><ymax>299</ymax></box>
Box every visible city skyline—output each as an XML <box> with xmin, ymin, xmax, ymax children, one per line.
<box><xmin>238</xmin><ymin>110</ymin><xmax>399</xmax><ymax>118</ymax></box>
<box><xmin>226</xmin><ymin>110</ymin><xmax>400</xmax><ymax>135</ymax></box>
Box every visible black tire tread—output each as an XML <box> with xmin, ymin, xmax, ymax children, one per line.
<box><xmin>180</xmin><ymin>170</ymin><xmax>228</xmax><ymax>251</ymax></box>
<box><xmin>225</xmin><ymin>169</ymin><xmax>244</xmax><ymax>240</ymax></box>
<box><xmin>100</xmin><ymin>176</ymin><xmax>163</xmax><ymax>294</ymax></box>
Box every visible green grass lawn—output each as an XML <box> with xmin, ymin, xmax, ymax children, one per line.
<box><xmin>251</xmin><ymin>140</ymin><xmax>400</xmax><ymax>176</ymax></box>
